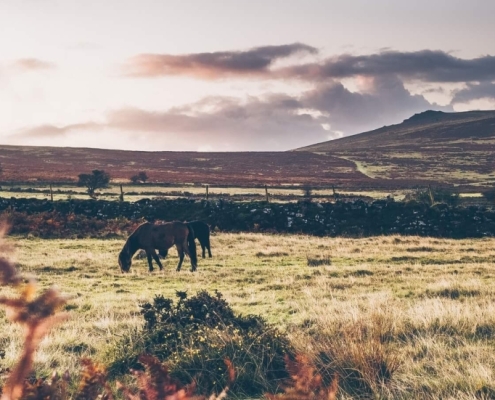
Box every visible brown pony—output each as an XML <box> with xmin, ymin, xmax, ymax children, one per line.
<box><xmin>118</xmin><ymin>221</ymin><xmax>198</xmax><ymax>273</ymax></box>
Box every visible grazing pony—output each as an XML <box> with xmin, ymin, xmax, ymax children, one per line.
<box><xmin>118</xmin><ymin>221</ymin><xmax>198</xmax><ymax>273</ymax></box>
<box><xmin>186</xmin><ymin>220</ymin><xmax>212</xmax><ymax>258</ymax></box>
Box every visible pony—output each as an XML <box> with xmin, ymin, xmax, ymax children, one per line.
<box><xmin>159</xmin><ymin>220</ymin><xmax>212</xmax><ymax>259</ymax></box>
<box><xmin>187</xmin><ymin>220</ymin><xmax>212</xmax><ymax>258</ymax></box>
<box><xmin>118</xmin><ymin>221</ymin><xmax>198</xmax><ymax>273</ymax></box>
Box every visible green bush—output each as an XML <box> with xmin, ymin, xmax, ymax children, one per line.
<box><xmin>108</xmin><ymin>290</ymin><xmax>293</xmax><ymax>397</ymax></box>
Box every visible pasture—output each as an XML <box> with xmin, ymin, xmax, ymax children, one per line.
<box><xmin>2</xmin><ymin>232</ymin><xmax>495</xmax><ymax>398</ymax></box>
<box><xmin>0</xmin><ymin>183</ymin><xmax>411</xmax><ymax>202</ymax></box>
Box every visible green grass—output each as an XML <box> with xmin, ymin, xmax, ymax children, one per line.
<box><xmin>2</xmin><ymin>233</ymin><xmax>495</xmax><ymax>398</ymax></box>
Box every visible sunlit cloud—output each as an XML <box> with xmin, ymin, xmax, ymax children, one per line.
<box><xmin>11</xmin><ymin>58</ymin><xmax>56</xmax><ymax>72</ymax></box>
<box><xmin>122</xmin><ymin>43</ymin><xmax>317</xmax><ymax>79</ymax></box>
<box><xmin>11</xmin><ymin>75</ymin><xmax>450</xmax><ymax>150</ymax></box>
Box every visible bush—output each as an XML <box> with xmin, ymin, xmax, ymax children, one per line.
<box><xmin>108</xmin><ymin>290</ymin><xmax>294</xmax><ymax>397</ymax></box>
<box><xmin>77</xmin><ymin>170</ymin><xmax>110</xmax><ymax>198</ymax></box>
<box><xmin>130</xmin><ymin>171</ymin><xmax>149</xmax><ymax>184</ymax></box>
<box><xmin>406</xmin><ymin>187</ymin><xmax>460</xmax><ymax>206</ymax></box>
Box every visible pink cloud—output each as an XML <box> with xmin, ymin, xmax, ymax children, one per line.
<box><xmin>12</xmin><ymin>58</ymin><xmax>56</xmax><ymax>72</ymax></box>
<box><xmin>122</xmin><ymin>43</ymin><xmax>317</xmax><ymax>79</ymax></box>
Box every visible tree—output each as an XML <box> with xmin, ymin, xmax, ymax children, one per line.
<box><xmin>130</xmin><ymin>171</ymin><xmax>148</xmax><ymax>184</ymax></box>
<box><xmin>77</xmin><ymin>169</ymin><xmax>110</xmax><ymax>198</ymax></box>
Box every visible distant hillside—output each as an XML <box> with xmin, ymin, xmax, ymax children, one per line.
<box><xmin>296</xmin><ymin>110</ymin><xmax>495</xmax><ymax>187</ymax></box>
<box><xmin>0</xmin><ymin>110</ymin><xmax>493</xmax><ymax>189</ymax></box>
<box><xmin>0</xmin><ymin>146</ymin><xmax>369</xmax><ymax>187</ymax></box>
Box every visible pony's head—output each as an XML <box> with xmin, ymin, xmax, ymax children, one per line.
<box><xmin>118</xmin><ymin>249</ymin><xmax>132</xmax><ymax>273</ymax></box>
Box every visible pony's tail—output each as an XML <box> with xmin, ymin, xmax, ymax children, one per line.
<box><xmin>187</xmin><ymin>224</ymin><xmax>198</xmax><ymax>268</ymax></box>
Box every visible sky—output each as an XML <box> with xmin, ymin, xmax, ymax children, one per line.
<box><xmin>1</xmin><ymin>0</ymin><xmax>495</xmax><ymax>151</ymax></box>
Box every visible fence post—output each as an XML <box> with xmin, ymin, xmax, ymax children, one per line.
<box><xmin>428</xmin><ymin>185</ymin><xmax>434</xmax><ymax>205</ymax></box>
<box><xmin>265</xmin><ymin>185</ymin><xmax>269</xmax><ymax>202</ymax></box>
<box><xmin>49</xmin><ymin>184</ymin><xmax>53</xmax><ymax>202</ymax></box>
<box><xmin>206</xmin><ymin>185</ymin><xmax>209</xmax><ymax>200</ymax></box>
<box><xmin>119</xmin><ymin>184</ymin><xmax>124</xmax><ymax>202</ymax></box>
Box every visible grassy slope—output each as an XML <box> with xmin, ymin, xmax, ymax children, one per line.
<box><xmin>0</xmin><ymin>146</ymin><xmax>368</xmax><ymax>187</ymax></box>
<box><xmin>2</xmin><ymin>233</ymin><xmax>495</xmax><ymax>398</ymax></box>
<box><xmin>296</xmin><ymin>110</ymin><xmax>495</xmax><ymax>186</ymax></box>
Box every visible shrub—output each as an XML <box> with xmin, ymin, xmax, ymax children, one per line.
<box><xmin>130</xmin><ymin>171</ymin><xmax>149</xmax><ymax>184</ymax></box>
<box><xmin>108</xmin><ymin>290</ymin><xmax>294</xmax><ymax>397</ymax></box>
<box><xmin>406</xmin><ymin>187</ymin><xmax>460</xmax><ymax>206</ymax></box>
<box><xmin>77</xmin><ymin>170</ymin><xmax>110</xmax><ymax>198</ymax></box>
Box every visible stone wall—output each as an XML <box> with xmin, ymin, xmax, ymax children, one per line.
<box><xmin>1</xmin><ymin>197</ymin><xmax>494</xmax><ymax>238</ymax></box>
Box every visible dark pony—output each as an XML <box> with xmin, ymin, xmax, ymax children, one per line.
<box><xmin>185</xmin><ymin>220</ymin><xmax>212</xmax><ymax>258</ymax></box>
<box><xmin>118</xmin><ymin>221</ymin><xmax>198</xmax><ymax>273</ymax></box>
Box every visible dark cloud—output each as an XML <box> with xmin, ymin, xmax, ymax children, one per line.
<box><xmin>302</xmin><ymin>76</ymin><xmax>452</xmax><ymax>133</ymax></box>
<box><xmin>451</xmin><ymin>82</ymin><xmax>495</xmax><ymax>103</ymax></box>
<box><xmin>279</xmin><ymin>50</ymin><xmax>495</xmax><ymax>83</ymax></box>
<box><xmin>12</xmin><ymin>58</ymin><xmax>56</xmax><ymax>71</ymax></box>
<box><xmin>123</xmin><ymin>43</ymin><xmax>317</xmax><ymax>78</ymax></box>
<box><xmin>123</xmin><ymin>45</ymin><xmax>495</xmax><ymax>84</ymax></box>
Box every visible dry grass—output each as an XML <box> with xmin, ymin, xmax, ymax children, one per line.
<box><xmin>1</xmin><ymin>233</ymin><xmax>495</xmax><ymax>398</ymax></box>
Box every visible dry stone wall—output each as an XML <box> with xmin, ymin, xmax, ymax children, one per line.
<box><xmin>0</xmin><ymin>197</ymin><xmax>494</xmax><ymax>238</ymax></box>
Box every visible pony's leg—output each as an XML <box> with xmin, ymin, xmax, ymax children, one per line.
<box><xmin>151</xmin><ymin>250</ymin><xmax>164</xmax><ymax>271</ymax></box>
<box><xmin>201</xmin><ymin>242</ymin><xmax>206</xmax><ymax>258</ymax></box>
<box><xmin>207</xmin><ymin>239</ymin><xmax>212</xmax><ymax>258</ymax></box>
<box><xmin>175</xmin><ymin>244</ymin><xmax>185</xmax><ymax>271</ymax></box>
<box><xmin>182</xmin><ymin>239</ymin><xmax>196</xmax><ymax>272</ymax></box>
<box><xmin>145</xmin><ymin>250</ymin><xmax>154</xmax><ymax>272</ymax></box>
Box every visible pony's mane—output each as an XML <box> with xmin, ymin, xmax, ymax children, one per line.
<box><xmin>123</xmin><ymin>223</ymin><xmax>147</xmax><ymax>256</ymax></box>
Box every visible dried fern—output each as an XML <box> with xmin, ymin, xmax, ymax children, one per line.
<box><xmin>265</xmin><ymin>355</ymin><xmax>338</xmax><ymax>400</ymax></box>
<box><xmin>0</xmin><ymin>224</ymin><xmax>68</xmax><ymax>400</ymax></box>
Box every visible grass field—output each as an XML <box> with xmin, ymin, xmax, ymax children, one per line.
<box><xmin>0</xmin><ymin>184</ymin><xmax>487</xmax><ymax>205</ymax></box>
<box><xmin>2</xmin><ymin>232</ymin><xmax>495</xmax><ymax>398</ymax></box>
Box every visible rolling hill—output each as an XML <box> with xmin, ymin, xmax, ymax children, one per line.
<box><xmin>0</xmin><ymin>146</ymin><xmax>369</xmax><ymax>187</ymax></box>
<box><xmin>0</xmin><ymin>110</ymin><xmax>493</xmax><ymax>189</ymax></box>
<box><xmin>296</xmin><ymin>110</ymin><xmax>495</xmax><ymax>187</ymax></box>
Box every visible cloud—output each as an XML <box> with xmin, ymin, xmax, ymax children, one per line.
<box><xmin>451</xmin><ymin>82</ymin><xmax>495</xmax><ymax>103</ymax></box>
<box><xmin>280</xmin><ymin>50</ymin><xmax>495</xmax><ymax>83</ymax></box>
<box><xmin>122</xmin><ymin>43</ymin><xmax>317</xmax><ymax>78</ymax></box>
<box><xmin>13</xmin><ymin>95</ymin><xmax>328</xmax><ymax>150</ymax></box>
<box><xmin>105</xmin><ymin>95</ymin><xmax>329</xmax><ymax>150</ymax></box>
<box><xmin>16</xmin><ymin>123</ymin><xmax>100</xmax><ymax>138</ymax></box>
<box><xmin>123</xmin><ymin>45</ymin><xmax>495</xmax><ymax>85</ymax></box>
<box><xmin>302</xmin><ymin>76</ymin><xmax>452</xmax><ymax>133</ymax></box>
<box><xmin>11</xmin><ymin>58</ymin><xmax>56</xmax><ymax>72</ymax></box>
<box><xmin>12</xmin><ymin>76</ymin><xmax>450</xmax><ymax>150</ymax></box>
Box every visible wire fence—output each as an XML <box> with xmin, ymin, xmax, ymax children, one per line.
<box><xmin>0</xmin><ymin>182</ymin><xmax>493</xmax><ymax>207</ymax></box>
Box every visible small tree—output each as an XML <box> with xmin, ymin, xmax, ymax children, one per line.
<box><xmin>130</xmin><ymin>171</ymin><xmax>148</xmax><ymax>184</ymax></box>
<box><xmin>77</xmin><ymin>169</ymin><xmax>110</xmax><ymax>198</ymax></box>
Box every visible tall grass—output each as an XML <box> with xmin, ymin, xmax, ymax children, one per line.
<box><xmin>1</xmin><ymin>232</ymin><xmax>495</xmax><ymax>398</ymax></box>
